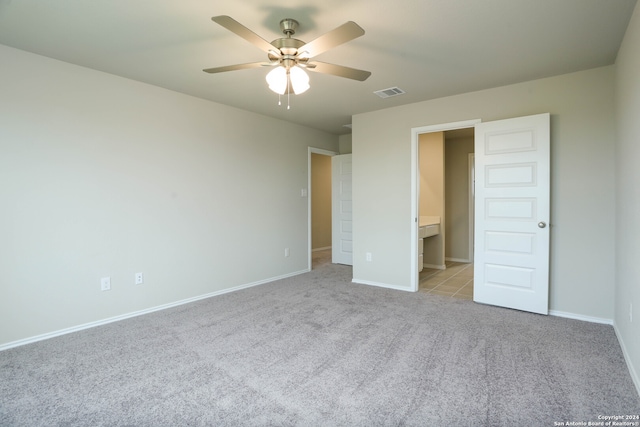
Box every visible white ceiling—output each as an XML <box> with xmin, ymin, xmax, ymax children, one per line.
<box><xmin>0</xmin><ymin>0</ymin><xmax>636</xmax><ymax>135</ymax></box>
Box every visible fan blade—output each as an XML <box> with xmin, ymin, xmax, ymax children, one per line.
<box><xmin>307</xmin><ymin>61</ymin><xmax>371</xmax><ymax>81</ymax></box>
<box><xmin>211</xmin><ymin>15</ymin><xmax>275</xmax><ymax>53</ymax></box>
<box><xmin>299</xmin><ymin>21</ymin><xmax>365</xmax><ymax>58</ymax></box>
<box><xmin>203</xmin><ymin>62</ymin><xmax>269</xmax><ymax>74</ymax></box>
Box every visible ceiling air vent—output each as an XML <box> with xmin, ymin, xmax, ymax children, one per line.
<box><xmin>374</xmin><ymin>87</ymin><xmax>405</xmax><ymax>99</ymax></box>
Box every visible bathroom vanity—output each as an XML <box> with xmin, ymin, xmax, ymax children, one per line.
<box><xmin>418</xmin><ymin>216</ymin><xmax>441</xmax><ymax>272</ymax></box>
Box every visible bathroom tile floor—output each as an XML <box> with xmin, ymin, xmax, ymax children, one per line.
<box><xmin>419</xmin><ymin>261</ymin><xmax>474</xmax><ymax>300</ymax></box>
<box><xmin>314</xmin><ymin>249</ymin><xmax>474</xmax><ymax>300</ymax></box>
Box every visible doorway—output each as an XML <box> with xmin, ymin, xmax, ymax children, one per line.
<box><xmin>308</xmin><ymin>148</ymin><xmax>337</xmax><ymax>270</ymax></box>
<box><xmin>416</xmin><ymin>126</ymin><xmax>476</xmax><ymax>298</ymax></box>
<box><xmin>410</xmin><ymin>120</ymin><xmax>481</xmax><ymax>292</ymax></box>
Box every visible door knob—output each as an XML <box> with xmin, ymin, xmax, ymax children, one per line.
<box><xmin>538</xmin><ymin>221</ymin><xmax>547</xmax><ymax>228</ymax></box>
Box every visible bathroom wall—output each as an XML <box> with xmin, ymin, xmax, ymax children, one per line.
<box><xmin>419</xmin><ymin>132</ymin><xmax>445</xmax><ymax>268</ymax></box>
<box><xmin>444</xmin><ymin>135</ymin><xmax>474</xmax><ymax>261</ymax></box>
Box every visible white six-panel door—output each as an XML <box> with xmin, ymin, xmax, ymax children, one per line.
<box><xmin>473</xmin><ymin>113</ymin><xmax>550</xmax><ymax>314</ymax></box>
<box><xmin>332</xmin><ymin>154</ymin><xmax>353</xmax><ymax>265</ymax></box>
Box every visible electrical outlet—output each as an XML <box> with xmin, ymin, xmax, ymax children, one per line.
<box><xmin>285</xmin><ymin>248</ymin><xmax>290</xmax><ymax>257</ymax></box>
<box><xmin>366</xmin><ymin>252</ymin><xmax>372</xmax><ymax>262</ymax></box>
<box><xmin>101</xmin><ymin>277</ymin><xmax>111</xmax><ymax>291</ymax></box>
<box><xmin>135</xmin><ymin>272</ymin><xmax>144</xmax><ymax>285</ymax></box>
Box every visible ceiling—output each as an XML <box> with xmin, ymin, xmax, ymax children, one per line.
<box><xmin>0</xmin><ymin>0</ymin><xmax>636</xmax><ymax>135</ymax></box>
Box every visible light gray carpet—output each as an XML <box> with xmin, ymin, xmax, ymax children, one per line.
<box><xmin>1</xmin><ymin>253</ymin><xmax>639</xmax><ymax>426</ymax></box>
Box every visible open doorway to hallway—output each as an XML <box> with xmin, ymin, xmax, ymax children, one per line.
<box><xmin>312</xmin><ymin>248</ymin><xmax>333</xmax><ymax>269</ymax></box>
<box><xmin>309</xmin><ymin>150</ymin><xmax>335</xmax><ymax>269</ymax></box>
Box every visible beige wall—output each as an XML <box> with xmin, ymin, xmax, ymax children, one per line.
<box><xmin>419</xmin><ymin>132</ymin><xmax>445</xmax><ymax>267</ymax></box>
<box><xmin>0</xmin><ymin>45</ymin><xmax>338</xmax><ymax>347</ymax></box>
<box><xmin>311</xmin><ymin>153</ymin><xmax>332</xmax><ymax>250</ymax></box>
<box><xmin>614</xmin><ymin>2</ymin><xmax>640</xmax><ymax>394</ymax></box>
<box><xmin>419</xmin><ymin>132</ymin><xmax>444</xmax><ymax>218</ymax></box>
<box><xmin>353</xmin><ymin>66</ymin><xmax>616</xmax><ymax>321</ymax></box>
<box><xmin>444</xmin><ymin>136</ymin><xmax>474</xmax><ymax>261</ymax></box>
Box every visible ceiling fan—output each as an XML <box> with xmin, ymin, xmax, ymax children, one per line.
<box><xmin>203</xmin><ymin>16</ymin><xmax>371</xmax><ymax>97</ymax></box>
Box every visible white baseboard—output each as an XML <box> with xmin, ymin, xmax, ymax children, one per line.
<box><xmin>352</xmin><ymin>278</ymin><xmax>414</xmax><ymax>292</ymax></box>
<box><xmin>445</xmin><ymin>257</ymin><xmax>472</xmax><ymax>263</ymax></box>
<box><xmin>548</xmin><ymin>309</ymin><xmax>640</xmax><ymax>396</ymax></box>
<box><xmin>312</xmin><ymin>246</ymin><xmax>331</xmax><ymax>252</ymax></box>
<box><xmin>0</xmin><ymin>269</ymin><xmax>310</xmax><ymax>352</ymax></box>
<box><xmin>613</xmin><ymin>322</ymin><xmax>640</xmax><ymax>398</ymax></box>
<box><xmin>423</xmin><ymin>263</ymin><xmax>446</xmax><ymax>270</ymax></box>
<box><xmin>548</xmin><ymin>309</ymin><xmax>613</xmax><ymax>325</ymax></box>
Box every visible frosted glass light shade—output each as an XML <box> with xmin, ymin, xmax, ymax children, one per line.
<box><xmin>266</xmin><ymin>67</ymin><xmax>287</xmax><ymax>94</ymax></box>
<box><xmin>289</xmin><ymin>66</ymin><xmax>310</xmax><ymax>94</ymax></box>
<box><xmin>266</xmin><ymin>66</ymin><xmax>310</xmax><ymax>95</ymax></box>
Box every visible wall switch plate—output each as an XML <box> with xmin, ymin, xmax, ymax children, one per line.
<box><xmin>284</xmin><ymin>248</ymin><xmax>290</xmax><ymax>257</ymax></box>
<box><xmin>301</xmin><ymin>189</ymin><xmax>308</xmax><ymax>197</ymax></box>
<box><xmin>135</xmin><ymin>272</ymin><xmax>144</xmax><ymax>285</ymax></box>
<box><xmin>101</xmin><ymin>277</ymin><xmax>111</xmax><ymax>291</ymax></box>
<box><xmin>366</xmin><ymin>252</ymin><xmax>372</xmax><ymax>262</ymax></box>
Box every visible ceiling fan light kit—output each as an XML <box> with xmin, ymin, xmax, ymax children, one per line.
<box><xmin>203</xmin><ymin>15</ymin><xmax>371</xmax><ymax>108</ymax></box>
<box><xmin>266</xmin><ymin>65</ymin><xmax>310</xmax><ymax>95</ymax></box>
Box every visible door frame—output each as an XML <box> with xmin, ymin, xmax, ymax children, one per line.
<box><xmin>308</xmin><ymin>147</ymin><xmax>339</xmax><ymax>271</ymax></box>
<box><xmin>468</xmin><ymin>153</ymin><xmax>475</xmax><ymax>263</ymax></box>
<box><xmin>410</xmin><ymin>119</ymin><xmax>481</xmax><ymax>292</ymax></box>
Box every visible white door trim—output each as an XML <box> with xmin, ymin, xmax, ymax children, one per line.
<box><xmin>468</xmin><ymin>153</ymin><xmax>475</xmax><ymax>263</ymax></box>
<box><xmin>410</xmin><ymin>119</ymin><xmax>481</xmax><ymax>292</ymax></box>
<box><xmin>308</xmin><ymin>147</ymin><xmax>338</xmax><ymax>271</ymax></box>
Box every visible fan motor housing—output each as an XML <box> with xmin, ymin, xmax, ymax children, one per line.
<box><xmin>271</xmin><ymin>38</ymin><xmax>305</xmax><ymax>50</ymax></box>
<box><xmin>269</xmin><ymin>38</ymin><xmax>305</xmax><ymax>58</ymax></box>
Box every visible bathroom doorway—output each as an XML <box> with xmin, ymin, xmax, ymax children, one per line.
<box><xmin>418</xmin><ymin>127</ymin><xmax>475</xmax><ymax>298</ymax></box>
<box><xmin>410</xmin><ymin>119</ymin><xmax>480</xmax><ymax>292</ymax></box>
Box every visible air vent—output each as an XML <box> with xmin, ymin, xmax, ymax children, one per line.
<box><xmin>374</xmin><ymin>87</ymin><xmax>405</xmax><ymax>99</ymax></box>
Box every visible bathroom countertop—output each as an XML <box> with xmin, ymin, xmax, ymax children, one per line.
<box><xmin>419</xmin><ymin>216</ymin><xmax>441</xmax><ymax>227</ymax></box>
